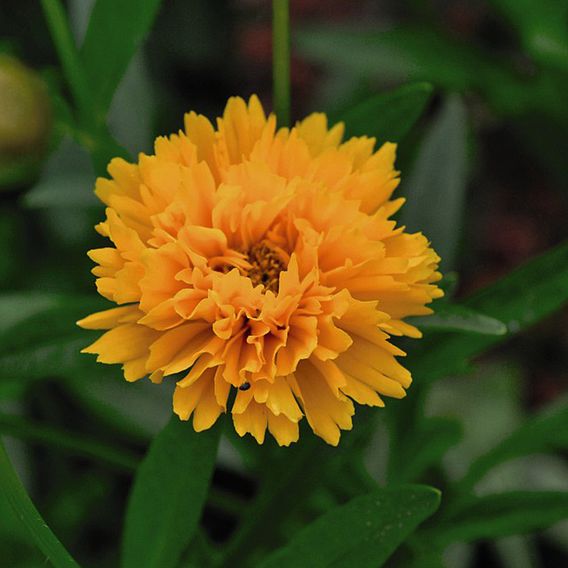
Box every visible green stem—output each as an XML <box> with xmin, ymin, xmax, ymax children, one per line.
<box><xmin>40</xmin><ymin>0</ymin><xmax>94</xmax><ymax>129</ymax></box>
<box><xmin>272</xmin><ymin>0</ymin><xmax>291</xmax><ymax>127</ymax></box>
<box><xmin>0</xmin><ymin>413</ymin><xmax>139</xmax><ymax>473</ymax></box>
<box><xmin>0</xmin><ymin>438</ymin><xmax>81</xmax><ymax>568</ymax></box>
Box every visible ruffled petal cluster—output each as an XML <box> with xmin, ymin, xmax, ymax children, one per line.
<box><xmin>79</xmin><ymin>95</ymin><xmax>442</xmax><ymax>446</ymax></box>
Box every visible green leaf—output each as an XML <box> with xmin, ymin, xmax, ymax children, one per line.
<box><xmin>331</xmin><ymin>82</ymin><xmax>433</xmax><ymax>143</ymax></box>
<box><xmin>458</xmin><ymin>402</ymin><xmax>568</xmax><ymax>492</ymax></box>
<box><xmin>80</xmin><ymin>0</ymin><xmax>163</xmax><ymax>115</ymax></box>
<box><xmin>41</xmin><ymin>0</ymin><xmax>93</xmax><ymax>126</ymax></box>
<box><xmin>0</xmin><ymin>293</ymin><xmax>103</xmax><ymax>353</ymax></box>
<box><xmin>0</xmin><ymin>439</ymin><xmax>80</xmax><ymax>568</ymax></box>
<box><xmin>0</xmin><ymin>337</ymin><xmax>99</xmax><ymax>393</ymax></box>
<box><xmin>0</xmin><ymin>293</ymin><xmax>107</xmax><ymax>397</ymax></box>
<box><xmin>411</xmin><ymin>241</ymin><xmax>568</xmax><ymax>384</ymax></box>
<box><xmin>294</xmin><ymin>26</ymin><xmax>535</xmax><ymax>116</ymax></box>
<box><xmin>409</xmin><ymin>304</ymin><xmax>507</xmax><ymax>336</ymax></box>
<box><xmin>295</xmin><ymin>26</ymin><xmax>494</xmax><ymax>89</ymax></box>
<box><xmin>23</xmin><ymin>137</ymin><xmax>98</xmax><ymax>209</ymax></box>
<box><xmin>259</xmin><ymin>485</ymin><xmax>441</xmax><ymax>568</ymax></box>
<box><xmin>121</xmin><ymin>416</ymin><xmax>221</xmax><ymax>568</ymax></box>
<box><xmin>400</xmin><ymin>95</ymin><xmax>468</xmax><ymax>270</ymax></box>
<box><xmin>428</xmin><ymin>491</ymin><xmax>568</xmax><ymax>546</ymax></box>
<box><xmin>388</xmin><ymin>418</ymin><xmax>463</xmax><ymax>484</ymax></box>
<box><xmin>0</xmin><ymin>412</ymin><xmax>139</xmax><ymax>473</ymax></box>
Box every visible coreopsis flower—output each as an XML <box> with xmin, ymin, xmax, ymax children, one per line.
<box><xmin>78</xmin><ymin>95</ymin><xmax>442</xmax><ymax>446</ymax></box>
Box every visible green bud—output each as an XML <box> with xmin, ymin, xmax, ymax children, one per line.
<box><xmin>0</xmin><ymin>55</ymin><xmax>51</xmax><ymax>188</ymax></box>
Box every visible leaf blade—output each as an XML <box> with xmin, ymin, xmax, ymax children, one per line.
<box><xmin>430</xmin><ymin>491</ymin><xmax>568</xmax><ymax>546</ymax></box>
<box><xmin>121</xmin><ymin>416</ymin><xmax>221</xmax><ymax>568</ymax></box>
<box><xmin>458</xmin><ymin>402</ymin><xmax>568</xmax><ymax>492</ymax></box>
<box><xmin>400</xmin><ymin>95</ymin><xmax>468</xmax><ymax>270</ymax></box>
<box><xmin>411</xmin><ymin>241</ymin><xmax>568</xmax><ymax>384</ymax></box>
<box><xmin>409</xmin><ymin>303</ymin><xmax>507</xmax><ymax>336</ymax></box>
<box><xmin>259</xmin><ymin>485</ymin><xmax>441</xmax><ymax>568</ymax></box>
<box><xmin>332</xmin><ymin>82</ymin><xmax>433</xmax><ymax>143</ymax></box>
<box><xmin>80</xmin><ymin>0</ymin><xmax>163</xmax><ymax>114</ymax></box>
<box><xmin>389</xmin><ymin>418</ymin><xmax>463</xmax><ymax>484</ymax></box>
<box><xmin>0</xmin><ymin>439</ymin><xmax>81</xmax><ymax>568</ymax></box>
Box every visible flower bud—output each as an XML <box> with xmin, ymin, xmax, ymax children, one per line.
<box><xmin>0</xmin><ymin>54</ymin><xmax>51</xmax><ymax>159</ymax></box>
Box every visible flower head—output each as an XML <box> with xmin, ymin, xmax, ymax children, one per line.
<box><xmin>78</xmin><ymin>95</ymin><xmax>442</xmax><ymax>446</ymax></box>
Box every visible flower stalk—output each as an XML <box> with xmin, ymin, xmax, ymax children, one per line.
<box><xmin>272</xmin><ymin>0</ymin><xmax>291</xmax><ymax>127</ymax></box>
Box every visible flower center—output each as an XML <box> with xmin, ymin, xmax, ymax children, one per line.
<box><xmin>244</xmin><ymin>241</ymin><xmax>289</xmax><ymax>292</ymax></box>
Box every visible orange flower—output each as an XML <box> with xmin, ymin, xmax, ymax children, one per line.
<box><xmin>78</xmin><ymin>95</ymin><xmax>442</xmax><ymax>446</ymax></box>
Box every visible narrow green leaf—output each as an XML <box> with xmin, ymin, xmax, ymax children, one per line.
<box><xmin>294</xmin><ymin>26</ymin><xmax>535</xmax><ymax>116</ymax></box>
<box><xmin>40</xmin><ymin>0</ymin><xmax>93</xmax><ymax>125</ymax></box>
<box><xmin>0</xmin><ymin>439</ymin><xmax>81</xmax><ymax>568</ymax></box>
<box><xmin>389</xmin><ymin>418</ymin><xmax>463</xmax><ymax>484</ymax></box>
<box><xmin>411</xmin><ymin>241</ymin><xmax>568</xmax><ymax>384</ymax></box>
<box><xmin>0</xmin><ymin>412</ymin><xmax>138</xmax><ymax>473</ymax></box>
<box><xmin>429</xmin><ymin>491</ymin><xmax>568</xmax><ymax>546</ymax></box>
<box><xmin>332</xmin><ymin>82</ymin><xmax>433</xmax><ymax>143</ymax></box>
<box><xmin>409</xmin><ymin>304</ymin><xmax>507</xmax><ymax>336</ymax></box>
<box><xmin>401</xmin><ymin>95</ymin><xmax>468</xmax><ymax>270</ymax></box>
<box><xmin>458</xmin><ymin>402</ymin><xmax>568</xmax><ymax>492</ymax></box>
<box><xmin>259</xmin><ymin>485</ymin><xmax>441</xmax><ymax>568</ymax></box>
<box><xmin>80</xmin><ymin>0</ymin><xmax>163</xmax><ymax>114</ymax></box>
<box><xmin>121</xmin><ymin>416</ymin><xmax>221</xmax><ymax>568</ymax></box>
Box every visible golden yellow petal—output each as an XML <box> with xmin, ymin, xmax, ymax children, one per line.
<box><xmin>77</xmin><ymin>305</ymin><xmax>139</xmax><ymax>330</ymax></box>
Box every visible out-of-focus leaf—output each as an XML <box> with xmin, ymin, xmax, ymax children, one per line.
<box><xmin>426</xmin><ymin>491</ymin><xmax>568</xmax><ymax>546</ymax></box>
<box><xmin>0</xmin><ymin>337</ymin><xmax>99</xmax><ymax>397</ymax></box>
<box><xmin>66</xmin><ymin>369</ymin><xmax>172</xmax><ymax>439</ymax></box>
<box><xmin>0</xmin><ymin>293</ymin><xmax>103</xmax><ymax>353</ymax></box>
<box><xmin>259</xmin><ymin>485</ymin><xmax>441</xmax><ymax>568</ymax></box>
<box><xmin>490</xmin><ymin>0</ymin><xmax>568</xmax><ymax>72</ymax></box>
<box><xmin>0</xmin><ymin>412</ymin><xmax>138</xmax><ymax>472</ymax></box>
<box><xmin>24</xmin><ymin>173</ymin><xmax>99</xmax><ymax>208</ymax></box>
<box><xmin>107</xmin><ymin>52</ymin><xmax>155</xmax><ymax>156</ymax></box>
<box><xmin>410</xmin><ymin>304</ymin><xmax>507</xmax><ymax>336</ymax></box>
<box><xmin>331</xmin><ymin>82</ymin><xmax>433</xmax><ymax>143</ymax></box>
<box><xmin>410</xmin><ymin>241</ymin><xmax>568</xmax><ymax>384</ymax></box>
<box><xmin>80</xmin><ymin>0</ymin><xmax>163</xmax><ymax>114</ymax></box>
<box><xmin>121</xmin><ymin>417</ymin><xmax>221</xmax><ymax>568</ymax></box>
<box><xmin>0</xmin><ymin>293</ymin><xmax>106</xmax><ymax>397</ymax></box>
<box><xmin>495</xmin><ymin>536</ymin><xmax>538</xmax><ymax>568</ymax></box>
<box><xmin>180</xmin><ymin>528</ymin><xmax>222</xmax><ymax>568</ymax></box>
<box><xmin>23</xmin><ymin>137</ymin><xmax>97</xmax><ymax>209</ymax></box>
<box><xmin>295</xmin><ymin>26</ymin><xmax>538</xmax><ymax>116</ymax></box>
<box><xmin>425</xmin><ymin>363</ymin><xmax>524</xmax><ymax>483</ymax></box>
<box><xmin>0</xmin><ymin>439</ymin><xmax>80</xmax><ymax>568</ymax></box>
<box><xmin>458</xmin><ymin>402</ymin><xmax>568</xmax><ymax>492</ymax></box>
<box><xmin>388</xmin><ymin>418</ymin><xmax>463</xmax><ymax>484</ymax></box>
<box><xmin>401</xmin><ymin>95</ymin><xmax>468</xmax><ymax>270</ymax></box>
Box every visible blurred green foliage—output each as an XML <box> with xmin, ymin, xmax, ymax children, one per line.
<box><xmin>0</xmin><ymin>1</ymin><xmax>567</xmax><ymax>568</ymax></box>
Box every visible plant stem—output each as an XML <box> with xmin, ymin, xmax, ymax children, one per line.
<box><xmin>0</xmin><ymin>438</ymin><xmax>81</xmax><ymax>568</ymax></box>
<box><xmin>272</xmin><ymin>0</ymin><xmax>291</xmax><ymax>127</ymax></box>
<box><xmin>40</xmin><ymin>0</ymin><xmax>94</xmax><ymax>128</ymax></box>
